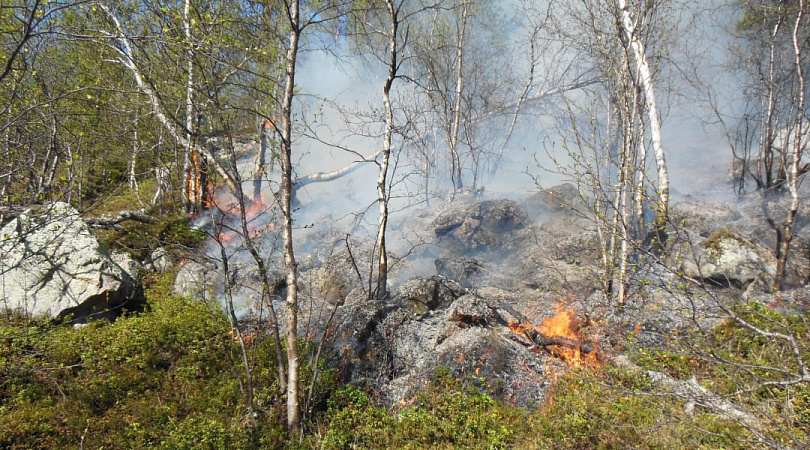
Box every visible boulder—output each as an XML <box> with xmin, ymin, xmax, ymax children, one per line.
<box><xmin>150</xmin><ymin>247</ymin><xmax>174</xmax><ymax>273</ymax></box>
<box><xmin>0</xmin><ymin>202</ymin><xmax>143</xmax><ymax>321</ymax></box>
<box><xmin>111</xmin><ymin>251</ymin><xmax>142</xmax><ymax>281</ymax></box>
<box><xmin>678</xmin><ymin>229</ymin><xmax>776</xmax><ymax>288</ymax></box>
<box><xmin>524</xmin><ymin>182</ymin><xmax>579</xmax><ymax>215</ymax></box>
<box><xmin>432</xmin><ymin>199</ymin><xmax>529</xmax><ymax>255</ymax></box>
<box><xmin>393</xmin><ymin>275</ymin><xmax>466</xmax><ymax>315</ymax></box>
<box><xmin>670</xmin><ymin>201</ymin><xmax>739</xmax><ymax>237</ymax></box>
<box><xmin>434</xmin><ymin>257</ymin><xmax>483</xmax><ymax>288</ymax></box>
<box><xmin>174</xmin><ymin>258</ymin><xmax>221</xmax><ymax>301</ymax></box>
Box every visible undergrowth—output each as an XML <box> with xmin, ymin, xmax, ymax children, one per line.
<box><xmin>2</xmin><ymin>270</ymin><xmax>807</xmax><ymax>450</ymax></box>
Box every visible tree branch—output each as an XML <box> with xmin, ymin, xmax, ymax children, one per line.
<box><xmin>85</xmin><ymin>210</ymin><xmax>157</xmax><ymax>229</ymax></box>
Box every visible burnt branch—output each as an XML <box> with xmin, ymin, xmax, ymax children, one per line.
<box><xmin>519</xmin><ymin>326</ymin><xmax>599</xmax><ymax>355</ymax></box>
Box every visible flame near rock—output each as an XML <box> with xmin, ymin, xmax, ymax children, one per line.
<box><xmin>509</xmin><ymin>303</ymin><xmax>601</xmax><ymax>369</ymax></box>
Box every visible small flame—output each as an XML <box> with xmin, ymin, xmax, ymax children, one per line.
<box><xmin>202</xmin><ymin>181</ymin><xmax>216</xmax><ymax>208</ymax></box>
<box><xmin>509</xmin><ymin>321</ymin><xmax>534</xmax><ymax>335</ymax></box>
<box><xmin>510</xmin><ymin>303</ymin><xmax>600</xmax><ymax>369</ymax></box>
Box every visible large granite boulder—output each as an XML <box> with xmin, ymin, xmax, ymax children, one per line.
<box><xmin>0</xmin><ymin>203</ymin><xmax>143</xmax><ymax>321</ymax></box>
<box><xmin>523</xmin><ymin>182</ymin><xmax>580</xmax><ymax>217</ymax></box>
<box><xmin>670</xmin><ymin>201</ymin><xmax>740</xmax><ymax>238</ymax></box>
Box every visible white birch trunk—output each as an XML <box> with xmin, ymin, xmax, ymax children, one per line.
<box><xmin>182</xmin><ymin>0</ymin><xmax>196</xmax><ymax>211</ymax></box>
<box><xmin>617</xmin><ymin>0</ymin><xmax>669</xmax><ymax>225</ymax></box>
<box><xmin>774</xmin><ymin>0</ymin><xmax>805</xmax><ymax>290</ymax></box>
<box><xmin>374</xmin><ymin>0</ymin><xmax>398</xmax><ymax>300</ymax></box>
<box><xmin>762</xmin><ymin>17</ymin><xmax>784</xmax><ymax>190</ymax></box>
<box><xmin>99</xmin><ymin>4</ymin><xmax>236</xmax><ymax>193</ymax></box>
<box><xmin>449</xmin><ymin>0</ymin><xmax>467</xmax><ymax>191</ymax></box>
<box><xmin>280</xmin><ymin>0</ymin><xmax>302</xmax><ymax>435</ymax></box>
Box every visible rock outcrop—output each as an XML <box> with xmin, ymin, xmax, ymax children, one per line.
<box><xmin>0</xmin><ymin>203</ymin><xmax>143</xmax><ymax>321</ymax></box>
<box><xmin>328</xmin><ymin>276</ymin><xmax>550</xmax><ymax>405</ymax></box>
<box><xmin>432</xmin><ymin>199</ymin><xmax>530</xmax><ymax>255</ymax></box>
<box><xmin>523</xmin><ymin>182</ymin><xmax>579</xmax><ymax>217</ymax></box>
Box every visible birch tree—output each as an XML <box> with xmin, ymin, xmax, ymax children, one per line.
<box><xmin>540</xmin><ymin>0</ymin><xmax>677</xmax><ymax>304</ymax></box>
<box><xmin>409</xmin><ymin>0</ymin><xmax>515</xmax><ymax>193</ymax></box>
<box><xmin>617</xmin><ymin>0</ymin><xmax>669</xmax><ymax>227</ymax></box>
<box><xmin>729</xmin><ymin>0</ymin><xmax>809</xmax><ymax>289</ymax></box>
<box><xmin>774</xmin><ymin>0</ymin><xmax>807</xmax><ymax>290</ymax></box>
<box><xmin>277</xmin><ymin>0</ymin><xmax>303</xmax><ymax>433</ymax></box>
<box><xmin>728</xmin><ymin>0</ymin><xmax>809</xmax><ymax>195</ymax></box>
<box><xmin>272</xmin><ymin>0</ymin><xmax>353</xmax><ymax>433</ymax></box>
<box><xmin>346</xmin><ymin>0</ymin><xmax>433</xmax><ymax>299</ymax></box>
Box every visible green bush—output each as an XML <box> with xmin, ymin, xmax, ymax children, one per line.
<box><xmin>3</xmin><ymin>285</ymin><xmax>807</xmax><ymax>449</ymax></box>
<box><xmin>0</xmin><ymin>272</ymin><xmax>284</xmax><ymax>448</ymax></box>
<box><xmin>626</xmin><ymin>302</ymin><xmax>810</xmax><ymax>448</ymax></box>
<box><xmin>319</xmin><ymin>370</ymin><xmax>529</xmax><ymax>449</ymax></box>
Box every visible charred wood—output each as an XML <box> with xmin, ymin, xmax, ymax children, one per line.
<box><xmin>510</xmin><ymin>324</ymin><xmax>599</xmax><ymax>356</ymax></box>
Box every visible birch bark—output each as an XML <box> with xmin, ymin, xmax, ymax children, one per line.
<box><xmin>280</xmin><ymin>0</ymin><xmax>302</xmax><ymax>435</ymax></box>
<box><xmin>617</xmin><ymin>0</ymin><xmax>669</xmax><ymax>225</ymax></box>
<box><xmin>181</xmin><ymin>0</ymin><xmax>200</xmax><ymax>211</ymax></box>
<box><xmin>374</xmin><ymin>0</ymin><xmax>399</xmax><ymax>300</ymax></box>
<box><xmin>449</xmin><ymin>0</ymin><xmax>467</xmax><ymax>191</ymax></box>
<box><xmin>98</xmin><ymin>3</ymin><xmax>237</xmax><ymax>193</ymax></box>
<box><xmin>774</xmin><ymin>0</ymin><xmax>805</xmax><ymax>290</ymax></box>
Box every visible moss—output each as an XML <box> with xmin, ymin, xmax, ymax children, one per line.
<box><xmin>701</xmin><ymin>229</ymin><xmax>745</xmax><ymax>256</ymax></box>
<box><xmin>95</xmin><ymin>209</ymin><xmax>207</xmax><ymax>261</ymax></box>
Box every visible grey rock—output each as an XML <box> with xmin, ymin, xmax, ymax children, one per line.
<box><xmin>447</xmin><ymin>294</ymin><xmax>496</xmax><ymax>326</ymax></box>
<box><xmin>434</xmin><ymin>257</ymin><xmax>482</xmax><ymax>288</ymax></box>
<box><xmin>670</xmin><ymin>201</ymin><xmax>739</xmax><ymax>237</ymax></box>
<box><xmin>328</xmin><ymin>278</ymin><xmax>548</xmax><ymax>406</ymax></box>
<box><xmin>677</xmin><ymin>229</ymin><xmax>776</xmax><ymax>288</ymax></box>
<box><xmin>0</xmin><ymin>202</ymin><xmax>143</xmax><ymax>321</ymax></box>
<box><xmin>150</xmin><ymin>247</ymin><xmax>174</xmax><ymax>273</ymax></box>
<box><xmin>174</xmin><ymin>258</ymin><xmax>220</xmax><ymax>301</ymax></box>
<box><xmin>111</xmin><ymin>251</ymin><xmax>142</xmax><ymax>281</ymax></box>
<box><xmin>433</xmin><ymin>199</ymin><xmax>529</xmax><ymax>255</ymax></box>
<box><xmin>391</xmin><ymin>275</ymin><xmax>466</xmax><ymax>315</ymax></box>
<box><xmin>524</xmin><ymin>182</ymin><xmax>579</xmax><ymax>215</ymax></box>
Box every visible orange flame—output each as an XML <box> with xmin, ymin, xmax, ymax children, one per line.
<box><xmin>510</xmin><ymin>303</ymin><xmax>600</xmax><ymax>369</ymax></box>
<box><xmin>213</xmin><ymin>195</ymin><xmax>278</xmax><ymax>247</ymax></box>
<box><xmin>539</xmin><ymin>304</ymin><xmax>580</xmax><ymax>338</ymax></box>
<box><xmin>509</xmin><ymin>321</ymin><xmax>534</xmax><ymax>335</ymax></box>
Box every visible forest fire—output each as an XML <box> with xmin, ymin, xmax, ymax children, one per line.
<box><xmin>205</xmin><ymin>194</ymin><xmax>278</xmax><ymax>248</ymax></box>
<box><xmin>509</xmin><ymin>304</ymin><xmax>601</xmax><ymax>369</ymax></box>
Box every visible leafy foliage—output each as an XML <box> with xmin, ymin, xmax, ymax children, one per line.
<box><xmin>629</xmin><ymin>302</ymin><xmax>810</xmax><ymax>447</ymax></box>
<box><xmin>2</xmin><ymin>294</ymin><xmax>808</xmax><ymax>448</ymax></box>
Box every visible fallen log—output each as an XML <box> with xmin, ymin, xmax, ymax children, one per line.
<box><xmin>86</xmin><ymin>210</ymin><xmax>157</xmax><ymax>229</ymax></box>
<box><xmin>613</xmin><ymin>355</ymin><xmax>762</xmax><ymax>430</ymax></box>
<box><xmin>522</xmin><ymin>327</ymin><xmax>598</xmax><ymax>355</ymax></box>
